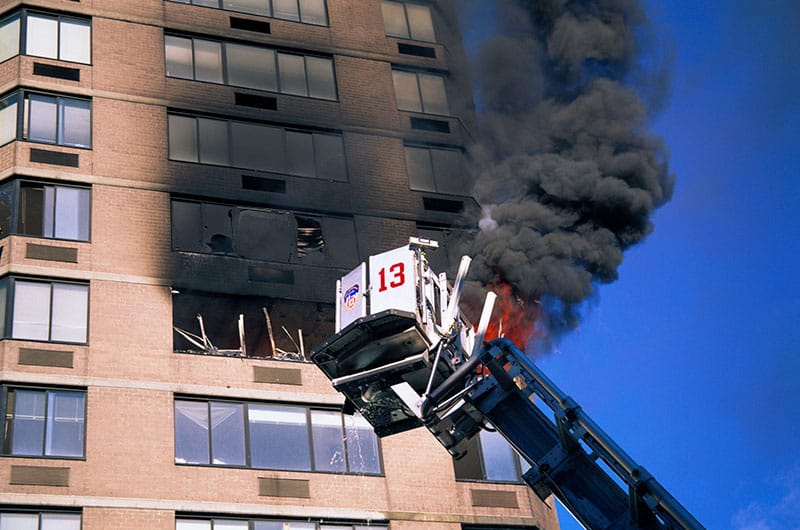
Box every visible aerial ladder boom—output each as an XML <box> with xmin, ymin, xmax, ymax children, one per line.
<box><xmin>422</xmin><ymin>337</ymin><xmax>703</xmax><ymax>530</ymax></box>
<box><xmin>310</xmin><ymin>242</ymin><xmax>704</xmax><ymax>530</ymax></box>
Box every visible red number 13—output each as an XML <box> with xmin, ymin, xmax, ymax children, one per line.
<box><xmin>378</xmin><ymin>262</ymin><xmax>405</xmax><ymax>292</ymax></box>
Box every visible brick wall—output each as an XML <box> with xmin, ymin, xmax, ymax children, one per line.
<box><xmin>0</xmin><ymin>1</ymin><xmax>559</xmax><ymax>529</ymax></box>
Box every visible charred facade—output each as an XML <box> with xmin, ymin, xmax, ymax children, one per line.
<box><xmin>0</xmin><ymin>2</ymin><xmax>558</xmax><ymax>530</ymax></box>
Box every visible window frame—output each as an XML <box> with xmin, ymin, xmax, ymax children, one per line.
<box><xmin>0</xmin><ymin>12</ymin><xmax>22</xmax><ymax>64</ymax></box>
<box><xmin>0</xmin><ymin>275</ymin><xmax>90</xmax><ymax>345</ymax></box>
<box><xmin>0</xmin><ymin>8</ymin><xmax>92</xmax><ymax>65</ymax></box>
<box><xmin>175</xmin><ymin>517</ymin><xmax>387</xmax><ymax>530</ymax></box>
<box><xmin>173</xmin><ymin>397</ymin><xmax>383</xmax><ymax>476</ymax></box>
<box><xmin>404</xmin><ymin>143</ymin><xmax>466</xmax><ymax>195</ymax></box>
<box><xmin>164</xmin><ymin>34</ymin><xmax>338</xmax><ymax>101</ymax></box>
<box><xmin>392</xmin><ymin>68</ymin><xmax>449</xmax><ymax>116</ymax></box>
<box><xmin>170</xmin><ymin>199</ymin><xmax>358</xmax><ymax>269</ymax></box>
<box><xmin>1</xmin><ymin>384</ymin><xmax>88</xmax><ymax>460</ymax></box>
<box><xmin>453</xmin><ymin>429</ymin><xmax>528</xmax><ymax>484</ymax></box>
<box><xmin>167</xmin><ymin>113</ymin><xmax>348</xmax><ymax>181</ymax></box>
<box><xmin>165</xmin><ymin>0</ymin><xmax>330</xmax><ymax>27</ymax></box>
<box><xmin>0</xmin><ymin>178</ymin><xmax>92</xmax><ymax>242</ymax></box>
<box><xmin>381</xmin><ymin>1</ymin><xmax>436</xmax><ymax>43</ymax></box>
<box><xmin>0</xmin><ymin>89</ymin><xmax>92</xmax><ymax>149</ymax></box>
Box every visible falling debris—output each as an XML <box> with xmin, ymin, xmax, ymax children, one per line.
<box><xmin>457</xmin><ymin>0</ymin><xmax>675</xmax><ymax>350</ymax></box>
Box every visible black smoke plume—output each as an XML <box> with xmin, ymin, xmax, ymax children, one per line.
<box><xmin>456</xmin><ymin>0</ymin><xmax>674</xmax><ymax>349</ymax></box>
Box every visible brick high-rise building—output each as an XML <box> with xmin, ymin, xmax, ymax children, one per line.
<box><xmin>0</xmin><ymin>1</ymin><xmax>559</xmax><ymax>529</ymax></box>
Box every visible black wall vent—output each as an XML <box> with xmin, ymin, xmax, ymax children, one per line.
<box><xmin>235</xmin><ymin>92</ymin><xmax>278</xmax><ymax>110</ymax></box>
<box><xmin>30</xmin><ymin>149</ymin><xmax>79</xmax><ymax>167</ymax></box>
<box><xmin>242</xmin><ymin>175</ymin><xmax>286</xmax><ymax>193</ymax></box>
<box><xmin>10</xmin><ymin>466</ymin><xmax>70</xmax><ymax>487</ymax></box>
<box><xmin>398</xmin><ymin>43</ymin><xmax>436</xmax><ymax>58</ymax></box>
<box><xmin>26</xmin><ymin>243</ymin><xmax>79</xmax><ymax>263</ymax></box>
<box><xmin>33</xmin><ymin>63</ymin><xmax>80</xmax><ymax>81</ymax></box>
<box><xmin>19</xmin><ymin>348</ymin><xmax>74</xmax><ymax>369</ymax></box>
<box><xmin>410</xmin><ymin>117</ymin><xmax>450</xmax><ymax>133</ymax></box>
<box><xmin>423</xmin><ymin>197</ymin><xmax>464</xmax><ymax>213</ymax></box>
<box><xmin>248</xmin><ymin>265</ymin><xmax>295</xmax><ymax>284</ymax></box>
<box><xmin>230</xmin><ymin>17</ymin><xmax>271</xmax><ymax>34</ymax></box>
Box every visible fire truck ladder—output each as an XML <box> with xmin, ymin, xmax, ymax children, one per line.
<box><xmin>419</xmin><ymin>337</ymin><xmax>705</xmax><ymax>530</ymax></box>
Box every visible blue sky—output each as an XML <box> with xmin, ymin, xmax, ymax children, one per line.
<box><xmin>537</xmin><ymin>1</ymin><xmax>800</xmax><ymax>528</ymax></box>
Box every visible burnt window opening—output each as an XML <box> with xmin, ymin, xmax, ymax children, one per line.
<box><xmin>171</xmin><ymin>200</ymin><xmax>358</xmax><ymax>269</ymax></box>
<box><xmin>172</xmin><ymin>290</ymin><xmax>335</xmax><ymax>359</ymax></box>
<box><xmin>295</xmin><ymin>216</ymin><xmax>324</xmax><ymax>260</ymax></box>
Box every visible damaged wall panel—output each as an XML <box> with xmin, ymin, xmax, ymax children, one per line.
<box><xmin>171</xmin><ymin>199</ymin><xmax>358</xmax><ymax>269</ymax></box>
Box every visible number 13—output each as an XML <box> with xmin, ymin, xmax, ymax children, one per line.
<box><xmin>377</xmin><ymin>262</ymin><xmax>405</xmax><ymax>292</ymax></box>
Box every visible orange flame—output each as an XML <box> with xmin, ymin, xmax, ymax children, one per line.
<box><xmin>483</xmin><ymin>282</ymin><xmax>546</xmax><ymax>348</ymax></box>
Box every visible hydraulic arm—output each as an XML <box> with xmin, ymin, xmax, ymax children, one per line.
<box><xmin>420</xmin><ymin>338</ymin><xmax>704</xmax><ymax>530</ymax></box>
<box><xmin>310</xmin><ymin>241</ymin><xmax>704</xmax><ymax>530</ymax></box>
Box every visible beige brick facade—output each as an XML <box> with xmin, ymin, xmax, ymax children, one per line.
<box><xmin>0</xmin><ymin>1</ymin><xmax>558</xmax><ymax>529</ymax></box>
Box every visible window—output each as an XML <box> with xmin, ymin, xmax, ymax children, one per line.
<box><xmin>0</xmin><ymin>13</ymin><xmax>21</xmax><ymax>63</ymax></box>
<box><xmin>27</xmin><ymin>93</ymin><xmax>91</xmax><ymax>147</ymax></box>
<box><xmin>454</xmin><ymin>429</ymin><xmax>529</xmax><ymax>482</ymax></box>
<box><xmin>174</xmin><ymin>399</ymin><xmax>381</xmax><ymax>474</ymax></box>
<box><xmin>381</xmin><ymin>1</ymin><xmax>435</xmax><ymax>43</ymax></box>
<box><xmin>0</xmin><ymin>90</ymin><xmax>91</xmax><ymax>148</ymax></box>
<box><xmin>0</xmin><ymin>10</ymin><xmax>91</xmax><ymax>65</ymax></box>
<box><xmin>462</xmin><ymin>526</ymin><xmax>539</xmax><ymax>530</ymax></box>
<box><xmin>165</xmin><ymin>35</ymin><xmax>336</xmax><ymax>100</ymax></box>
<box><xmin>405</xmin><ymin>145</ymin><xmax>466</xmax><ymax>194</ymax></box>
<box><xmin>392</xmin><ymin>70</ymin><xmax>448</xmax><ymax>115</ymax></box>
<box><xmin>171</xmin><ymin>200</ymin><xmax>358</xmax><ymax>269</ymax></box>
<box><xmin>0</xmin><ymin>92</ymin><xmax>17</xmax><ymax>146</ymax></box>
<box><xmin>176</xmin><ymin>518</ymin><xmax>383</xmax><ymax>530</ymax></box>
<box><xmin>166</xmin><ymin>0</ymin><xmax>329</xmax><ymax>26</ymax></box>
<box><xmin>1</xmin><ymin>387</ymin><xmax>86</xmax><ymax>458</ymax></box>
<box><xmin>0</xmin><ymin>180</ymin><xmax>90</xmax><ymax>241</ymax></box>
<box><xmin>26</xmin><ymin>13</ymin><xmax>91</xmax><ymax>64</ymax></box>
<box><xmin>0</xmin><ymin>277</ymin><xmax>89</xmax><ymax>343</ymax></box>
<box><xmin>167</xmin><ymin>114</ymin><xmax>346</xmax><ymax>180</ymax></box>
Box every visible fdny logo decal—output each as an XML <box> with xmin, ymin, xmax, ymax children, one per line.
<box><xmin>343</xmin><ymin>284</ymin><xmax>360</xmax><ymax>310</ymax></box>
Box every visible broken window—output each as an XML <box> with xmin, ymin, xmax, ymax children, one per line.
<box><xmin>170</xmin><ymin>199</ymin><xmax>359</xmax><ymax>269</ymax></box>
<box><xmin>201</xmin><ymin>203</ymin><xmax>234</xmax><ymax>254</ymax></box>
<box><xmin>172</xmin><ymin>290</ymin><xmax>335</xmax><ymax>358</ymax></box>
<box><xmin>295</xmin><ymin>216</ymin><xmax>324</xmax><ymax>262</ymax></box>
<box><xmin>174</xmin><ymin>398</ymin><xmax>381</xmax><ymax>474</ymax></box>
<box><xmin>236</xmin><ymin>209</ymin><xmax>295</xmax><ymax>261</ymax></box>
